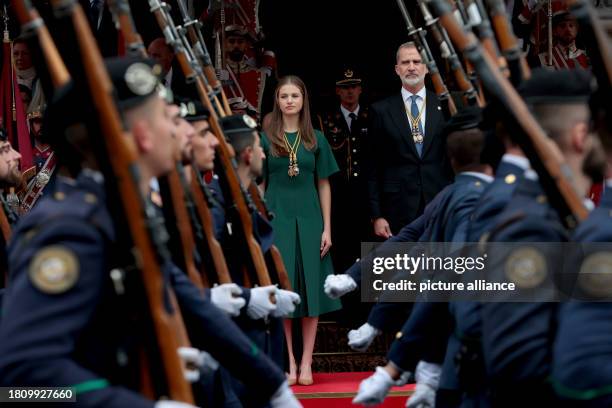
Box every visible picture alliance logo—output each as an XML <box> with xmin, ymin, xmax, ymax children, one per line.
<box><xmin>371</xmin><ymin>253</ymin><xmax>488</xmax><ymax>275</ymax></box>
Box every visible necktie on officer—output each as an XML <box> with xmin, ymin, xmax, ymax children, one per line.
<box><xmin>411</xmin><ymin>95</ymin><xmax>424</xmax><ymax>157</ymax></box>
<box><xmin>349</xmin><ymin>112</ymin><xmax>358</xmax><ymax>133</ymax></box>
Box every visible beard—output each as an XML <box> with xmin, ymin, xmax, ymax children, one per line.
<box><xmin>402</xmin><ymin>73</ymin><xmax>425</xmax><ymax>88</ymax></box>
<box><xmin>228</xmin><ymin>50</ymin><xmax>244</xmax><ymax>62</ymax></box>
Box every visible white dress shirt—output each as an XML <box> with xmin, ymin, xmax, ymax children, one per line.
<box><xmin>340</xmin><ymin>104</ymin><xmax>360</xmax><ymax>130</ymax></box>
<box><xmin>401</xmin><ymin>86</ymin><xmax>427</xmax><ymax>136</ymax></box>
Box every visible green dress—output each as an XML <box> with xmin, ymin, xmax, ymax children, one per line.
<box><xmin>261</xmin><ymin>130</ymin><xmax>342</xmax><ymax>318</ymax></box>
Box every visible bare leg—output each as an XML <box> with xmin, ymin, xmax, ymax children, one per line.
<box><xmin>298</xmin><ymin>316</ymin><xmax>318</xmax><ymax>385</ymax></box>
<box><xmin>283</xmin><ymin>319</ymin><xmax>297</xmax><ymax>385</ymax></box>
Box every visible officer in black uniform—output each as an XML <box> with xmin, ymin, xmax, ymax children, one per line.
<box><xmin>0</xmin><ymin>57</ymin><xmax>299</xmax><ymax>408</ymax></box>
<box><xmin>319</xmin><ymin>68</ymin><xmax>371</xmax><ymax>326</ymax></box>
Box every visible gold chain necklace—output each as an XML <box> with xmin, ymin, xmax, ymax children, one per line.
<box><xmin>404</xmin><ymin>96</ymin><xmax>426</xmax><ymax>144</ymax></box>
<box><xmin>283</xmin><ymin>131</ymin><xmax>301</xmax><ymax>177</ymax></box>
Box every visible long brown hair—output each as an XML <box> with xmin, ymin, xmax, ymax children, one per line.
<box><xmin>264</xmin><ymin>75</ymin><xmax>317</xmax><ymax>156</ymax></box>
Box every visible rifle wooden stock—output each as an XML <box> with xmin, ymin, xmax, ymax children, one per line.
<box><xmin>11</xmin><ymin>0</ymin><xmax>69</xmax><ymax>88</ymax></box>
<box><xmin>175</xmin><ymin>0</ymin><xmax>232</xmax><ymax>115</ymax></box>
<box><xmin>486</xmin><ymin>0</ymin><xmax>531</xmax><ymax>85</ymax></box>
<box><xmin>149</xmin><ymin>1</ymin><xmax>273</xmax><ymax>288</ymax></box>
<box><xmin>430</xmin><ymin>0</ymin><xmax>588</xmax><ymax>228</ymax></box>
<box><xmin>47</xmin><ymin>0</ymin><xmax>195</xmax><ymax>402</ymax></box>
<box><xmin>189</xmin><ymin>168</ymin><xmax>233</xmax><ymax>284</ymax></box>
<box><xmin>418</xmin><ymin>0</ymin><xmax>481</xmax><ymax>106</ymax></box>
<box><xmin>164</xmin><ymin>169</ymin><xmax>207</xmax><ymax>289</ymax></box>
<box><xmin>247</xmin><ymin>182</ymin><xmax>292</xmax><ymax>291</ymax></box>
<box><xmin>107</xmin><ymin>0</ymin><xmax>146</xmax><ymax>57</ymax></box>
<box><xmin>395</xmin><ymin>0</ymin><xmax>457</xmax><ymax>116</ymax></box>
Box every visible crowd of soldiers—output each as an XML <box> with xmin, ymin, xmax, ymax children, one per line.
<box><xmin>0</xmin><ymin>0</ymin><xmax>610</xmax><ymax>407</ymax></box>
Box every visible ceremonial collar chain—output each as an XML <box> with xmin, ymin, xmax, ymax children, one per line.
<box><xmin>404</xmin><ymin>96</ymin><xmax>426</xmax><ymax>144</ymax></box>
<box><xmin>283</xmin><ymin>131</ymin><xmax>301</xmax><ymax>177</ymax></box>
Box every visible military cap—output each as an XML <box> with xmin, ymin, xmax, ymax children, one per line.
<box><xmin>219</xmin><ymin>114</ymin><xmax>258</xmax><ymax>135</ymax></box>
<box><xmin>518</xmin><ymin>68</ymin><xmax>593</xmax><ymax>105</ymax></box>
<box><xmin>552</xmin><ymin>10</ymin><xmax>574</xmax><ymax>27</ymax></box>
<box><xmin>443</xmin><ymin>106</ymin><xmax>483</xmax><ymax>135</ymax></box>
<box><xmin>336</xmin><ymin>68</ymin><xmax>362</xmax><ymax>87</ymax></box>
<box><xmin>27</xmin><ymin>104</ymin><xmax>45</xmax><ymax>121</ymax></box>
<box><xmin>176</xmin><ymin>99</ymin><xmax>210</xmax><ymax>123</ymax></box>
<box><xmin>105</xmin><ymin>56</ymin><xmax>163</xmax><ymax>110</ymax></box>
<box><xmin>225</xmin><ymin>24</ymin><xmax>249</xmax><ymax>37</ymax></box>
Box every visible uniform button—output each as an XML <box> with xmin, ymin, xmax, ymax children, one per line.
<box><xmin>354</xmin><ymin>161</ymin><xmax>358</xmax><ymax>165</ymax></box>
<box><xmin>353</xmin><ymin>149</ymin><xmax>357</xmax><ymax>153</ymax></box>
<box><xmin>54</xmin><ymin>192</ymin><xmax>66</xmax><ymax>201</ymax></box>
<box><xmin>395</xmin><ymin>331</ymin><xmax>403</xmax><ymax>339</ymax></box>
<box><xmin>505</xmin><ymin>174</ymin><xmax>516</xmax><ymax>184</ymax></box>
<box><xmin>84</xmin><ymin>193</ymin><xmax>98</xmax><ymax>204</ymax></box>
<box><xmin>354</xmin><ymin>172</ymin><xmax>358</xmax><ymax>177</ymax></box>
<box><xmin>352</xmin><ymin>137</ymin><xmax>356</xmax><ymax>141</ymax></box>
<box><xmin>536</xmin><ymin>195</ymin><xmax>547</xmax><ymax>204</ymax></box>
<box><xmin>475</xmin><ymin>181</ymin><xmax>481</xmax><ymax>187</ymax></box>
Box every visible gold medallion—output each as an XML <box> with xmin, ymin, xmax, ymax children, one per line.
<box><xmin>29</xmin><ymin>246</ymin><xmax>79</xmax><ymax>294</ymax></box>
<box><xmin>505</xmin><ymin>247</ymin><xmax>547</xmax><ymax>289</ymax></box>
<box><xmin>578</xmin><ymin>252</ymin><xmax>612</xmax><ymax>298</ymax></box>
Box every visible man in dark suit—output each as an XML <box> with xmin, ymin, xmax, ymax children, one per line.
<box><xmin>81</xmin><ymin>0</ymin><xmax>117</xmax><ymax>57</ymax></box>
<box><xmin>147</xmin><ymin>38</ymin><xmax>198</xmax><ymax>100</ymax></box>
<box><xmin>367</xmin><ymin>41</ymin><xmax>453</xmax><ymax>238</ymax></box>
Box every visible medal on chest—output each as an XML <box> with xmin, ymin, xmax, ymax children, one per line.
<box><xmin>283</xmin><ymin>131</ymin><xmax>301</xmax><ymax>178</ymax></box>
<box><xmin>405</xmin><ymin>97</ymin><xmax>425</xmax><ymax>145</ymax></box>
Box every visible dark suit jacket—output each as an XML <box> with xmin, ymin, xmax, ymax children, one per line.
<box><xmin>366</xmin><ymin>89</ymin><xmax>453</xmax><ymax>233</ymax></box>
<box><xmin>79</xmin><ymin>0</ymin><xmax>118</xmax><ymax>57</ymax></box>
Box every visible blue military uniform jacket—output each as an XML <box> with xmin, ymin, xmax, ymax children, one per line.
<box><xmin>552</xmin><ymin>187</ymin><xmax>612</xmax><ymax>405</ymax></box>
<box><xmin>0</xmin><ymin>171</ymin><xmax>285</xmax><ymax>407</ymax></box>
<box><xmin>367</xmin><ymin>174</ymin><xmax>489</xmax><ymax>333</ymax></box>
<box><xmin>384</xmin><ymin>173</ymin><xmax>490</xmax><ymax>373</ymax></box>
<box><xmin>480</xmin><ymin>177</ymin><xmax>567</xmax><ymax>405</ymax></box>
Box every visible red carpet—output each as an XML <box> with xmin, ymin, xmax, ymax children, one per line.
<box><xmin>292</xmin><ymin>372</ymin><xmax>415</xmax><ymax>407</ymax></box>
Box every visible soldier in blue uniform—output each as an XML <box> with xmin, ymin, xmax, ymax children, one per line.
<box><xmin>0</xmin><ymin>57</ymin><xmax>300</xmax><ymax>408</ymax></box>
<box><xmin>480</xmin><ymin>68</ymin><xmax>599</xmax><ymax>407</ymax></box>
<box><xmin>551</xmin><ymin>85</ymin><xmax>612</xmax><ymax>407</ymax></box>
<box><xmin>351</xmin><ymin>107</ymin><xmax>494</xmax><ymax>407</ymax></box>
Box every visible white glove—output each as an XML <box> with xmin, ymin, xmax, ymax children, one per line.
<box><xmin>348</xmin><ymin>323</ymin><xmax>381</xmax><ymax>352</ymax></box>
<box><xmin>324</xmin><ymin>274</ymin><xmax>357</xmax><ymax>299</ymax></box>
<box><xmin>269</xmin><ymin>381</ymin><xmax>302</xmax><ymax>408</ymax></box>
<box><xmin>352</xmin><ymin>366</ymin><xmax>394</xmax><ymax>406</ymax></box>
<box><xmin>155</xmin><ymin>401</ymin><xmax>199</xmax><ymax>408</ymax></box>
<box><xmin>211</xmin><ymin>283</ymin><xmax>245</xmax><ymax>316</ymax></box>
<box><xmin>178</xmin><ymin>347</ymin><xmax>220</xmax><ymax>383</ymax></box>
<box><xmin>406</xmin><ymin>361</ymin><xmax>442</xmax><ymax>408</ymax></box>
<box><xmin>271</xmin><ymin>288</ymin><xmax>301</xmax><ymax>317</ymax></box>
<box><xmin>247</xmin><ymin>285</ymin><xmax>277</xmax><ymax>320</ymax></box>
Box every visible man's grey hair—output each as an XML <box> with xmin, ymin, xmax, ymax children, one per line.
<box><xmin>396</xmin><ymin>41</ymin><xmax>418</xmax><ymax>63</ymax></box>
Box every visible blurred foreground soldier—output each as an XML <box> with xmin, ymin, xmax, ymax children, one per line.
<box><xmin>538</xmin><ymin>11</ymin><xmax>590</xmax><ymax>70</ymax></box>
<box><xmin>352</xmin><ymin>107</ymin><xmax>493</xmax><ymax>407</ymax></box>
<box><xmin>481</xmin><ymin>68</ymin><xmax>602</xmax><ymax>407</ymax></box>
<box><xmin>319</xmin><ymin>68</ymin><xmax>370</xmax><ymax>288</ymax></box>
<box><xmin>0</xmin><ymin>57</ymin><xmax>300</xmax><ymax>408</ymax></box>
<box><xmin>551</xmin><ymin>86</ymin><xmax>612</xmax><ymax>406</ymax></box>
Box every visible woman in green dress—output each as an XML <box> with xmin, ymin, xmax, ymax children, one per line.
<box><xmin>262</xmin><ymin>75</ymin><xmax>341</xmax><ymax>386</ymax></box>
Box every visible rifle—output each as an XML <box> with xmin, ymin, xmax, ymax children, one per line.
<box><xmin>396</xmin><ymin>0</ymin><xmax>457</xmax><ymax>117</ymax></box>
<box><xmin>463</xmin><ymin>0</ymin><xmax>508</xmax><ymax>71</ymax></box>
<box><xmin>159</xmin><ymin>167</ymin><xmax>208</xmax><ymax>289</ymax></box>
<box><xmin>175</xmin><ymin>0</ymin><xmax>232</xmax><ymax>114</ymax></box>
<box><xmin>428</xmin><ymin>0</ymin><xmax>588</xmax><ymax>228</ymax></box>
<box><xmin>417</xmin><ymin>0</ymin><xmax>481</xmax><ymax>106</ymax></box>
<box><xmin>107</xmin><ymin>0</ymin><xmax>146</xmax><ymax>56</ymax></box>
<box><xmin>44</xmin><ymin>0</ymin><xmax>196</xmax><ymax>401</ymax></box>
<box><xmin>149</xmin><ymin>0</ymin><xmax>274</xmax><ymax>289</ymax></box>
<box><xmin>485</xmin><ymin>0</ymin><xmax>531</xmax><ymax>86</ymax></box>
<box><xmin>247</xmin><ymin>182</ymin><xmax>292</xmax><ymax>290</ymax></box>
